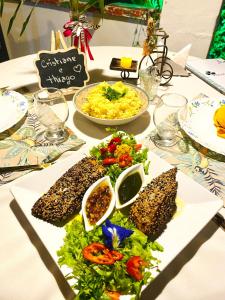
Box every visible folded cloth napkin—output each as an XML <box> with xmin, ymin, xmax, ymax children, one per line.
<box><xmin>168</xmin><ymin>60</ymin><xmax>189</xmax><ymax>77</ymax></box>
<box><xmin>171</xmin><ymin>44</ymin><xmax>192</xmax><ymax>68</ymax></box>
<box><xmin>213</xmin><ymin>105</ymin><xmax>225</xmax><ymax>138</ymax></box>
<box><xmin>0</xmin><ymin>94</ymin><xmax>85</xmax><ymax>185</ymax></box>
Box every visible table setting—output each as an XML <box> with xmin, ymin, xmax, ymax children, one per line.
<box><xmin>0</xmin><ymin>44</ymin><xmax>225</xmax><ymax>300</ymax></box>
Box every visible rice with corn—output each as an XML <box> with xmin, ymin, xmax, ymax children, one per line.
<box><xmin>81</xmin><ymin>82</ymin><xmax>143</xmax><ymax>119</ymax></box>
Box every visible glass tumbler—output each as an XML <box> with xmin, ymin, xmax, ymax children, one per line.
<box><xmin>139</xmin><ymin>66</ymin><xmax>161</xmax><ymax>101</ymax></box>
<box><xmin>152</xmin><ymin>93</ymin><xmax>188</xmax><ymax>147</ymax></box>
<box><xmin>34</xmin><ymin>88</ymin><xmax>69</xmax><ymax>144</ymax></box>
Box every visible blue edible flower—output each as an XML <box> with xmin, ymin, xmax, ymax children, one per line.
<box><xmin>102</xmin><ymin>219</ymin><xmax>133</xmax><ymax>249</ymax></box>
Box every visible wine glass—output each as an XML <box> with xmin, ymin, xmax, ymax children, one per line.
<box><xmin>152</xmin><ymin>93</ymin><xmax>188</xmax><ymax>147</ymax></box>
<box><xmin>34</xmin><ymin>88</ymin><xmax>69</xmax><ymax>144</ymax></box>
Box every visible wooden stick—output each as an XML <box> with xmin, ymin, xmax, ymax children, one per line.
<box><xmin>51</xmin><ymin>30</ymin><xmax>56</xmax><ymax>51</ymax></box>
<box><xmin>58</xmin><ymin>30</ymin><xmax>68</xmax><ymax>50</ymax></box>
<box><xmin>55</xmin><ymin>31</ymin><xmax>61</xmax><ymax>50</ymax></box>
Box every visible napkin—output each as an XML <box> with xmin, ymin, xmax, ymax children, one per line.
<box><xmin>213</xmin><ymin>105</ymin><xmax>225</xmax><ymax>138</ymax></box>
<box><xmin>171</xmin><ymin>44</ymin><xmax>192</xmax><ymax>68</ymax></box>
<box><xmin>0</xmin><ymin>94</ymin><xmax>85</xmax><ymax>185</ymax></box>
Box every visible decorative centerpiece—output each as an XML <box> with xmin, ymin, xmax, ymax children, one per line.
<box><xmin>0</xmin><ymin>0</ymin><xmax>104</xmax><ymax>60</ymax></box>
<box><xmin>63</xmin><ymin>0</ymin><xmax>104</xmax><ymax>60</ymax></box>
<box><xmin>139</xmin><ymin>16</ymin><xmax>173</xmax><ymax>85</ymax></box>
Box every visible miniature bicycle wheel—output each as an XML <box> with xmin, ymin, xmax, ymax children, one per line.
<box><xmin>153</xmin><ymin>57</ymin><xmax>173</xmax><ymax>85</ymax></box>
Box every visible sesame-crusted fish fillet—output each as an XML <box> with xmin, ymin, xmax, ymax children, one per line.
<box><xmin>31</xmin><ymin>157</ymin><xmax>106</xmax><ymax>225</ymax></box>
<box><xmin>129</xmin><ymin>168</ymin><xmax>178</xmax><ymax>240</ymax></box>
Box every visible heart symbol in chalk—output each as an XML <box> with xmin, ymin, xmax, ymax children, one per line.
<box><xmin>73</xmin><ymin>64</ymin><xmax>82</xmax><ymax>73</ymax></box>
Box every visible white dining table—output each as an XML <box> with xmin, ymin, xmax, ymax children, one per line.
<box><xmin>0</xmin><ymin>46</ymin><xmax>224</xmax><ymax>300</ymax></box>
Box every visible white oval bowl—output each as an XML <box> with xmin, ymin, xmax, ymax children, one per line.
<box><xmin>115</xmin><ymin>163</ymin><xmax>145</xmax><ymax>209</ymax></box>
<box><xmin>82</xmin><ymin>176</ymin><xmax>116</xmax><ymax>231</ymax></box>
<box><xmin>73</xmin><ymin>81</ymin><xmax>150</xmax><ymax>126</ymax></box>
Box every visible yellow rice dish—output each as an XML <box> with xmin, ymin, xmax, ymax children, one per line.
<box><xmin>81</xmin><ymin>82</ymin><xmax>143</xmax><ymax>119</ymax></box>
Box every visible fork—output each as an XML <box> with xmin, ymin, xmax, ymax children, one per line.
<box><xmin>0</xmin><ymin>162</ymin><xmax>52</xmax><ymax>173</ymax></box>
<box><xmin>0</xmin><ymin>86</ymin><xmax>9</xmax><ymax>95</ymax></box>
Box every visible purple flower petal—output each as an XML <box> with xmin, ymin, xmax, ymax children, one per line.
<box><xmin>102</xmin><ymin>219</ymin><xmax>133</xmax><ymax>249</ymax></box>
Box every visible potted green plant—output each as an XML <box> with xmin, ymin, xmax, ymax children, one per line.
<box><xmin>0</xmin><ymin>0</ymin><xmax>104</xmax><ymax>36</ymax></box>
<box><xmin>0</xmin><ymin>0</ymin><xmax>104</xmax><ymax>59</ymax></box>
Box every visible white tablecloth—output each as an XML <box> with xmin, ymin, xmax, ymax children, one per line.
<box><xmin>0</xmin><ymin>46</ymin><xmax>224</xmax><ymax>300</ymax></box>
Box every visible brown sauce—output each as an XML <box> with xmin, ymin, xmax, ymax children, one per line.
<box><xmin>86</xmin><ymin>182</ymin><xmax>112</xmax><ymax>225</ymax></box>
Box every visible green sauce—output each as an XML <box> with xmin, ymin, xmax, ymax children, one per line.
<box><xmin>118</xmin><ymin>172</ymin><xmax>142</xmax><ymax>204</ymax></box>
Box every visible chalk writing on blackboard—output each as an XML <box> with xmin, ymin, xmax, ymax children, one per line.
<box><xmin>35</xmin><ymin>47</ymin><xmax>89</xmax><ymax>90</ymax></box>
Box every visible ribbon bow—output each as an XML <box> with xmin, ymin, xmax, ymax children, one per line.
<box><xmin>63</xmin><ymin>15</ymin><xmax>99</xmax><ymax>60</ymax></box>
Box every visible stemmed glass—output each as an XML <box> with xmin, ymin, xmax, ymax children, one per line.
<box><xmin>152</xmin><ymin>93</ymin><xmax>188</xmax><ymax>147</ymax></box>
<box><xmin>34</xmin><ymin>88</ymin><xmax>69</xmax><ymax>144</ymax></box>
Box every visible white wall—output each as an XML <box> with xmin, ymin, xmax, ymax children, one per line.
<box><xmin>0</xmin><ymin>0</ymin><xmax>223</xmax><ymax>59</ymax></box>
<box><xmin>160</xmin><ymin>0</ymin><xmax>223</xmax><ymax>58</ymax></box>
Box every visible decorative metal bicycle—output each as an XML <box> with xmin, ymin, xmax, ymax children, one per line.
<box><xmin>139</xmin><ymin>28</ymin><xmax>173</xmax><ymax>86</ymax></box>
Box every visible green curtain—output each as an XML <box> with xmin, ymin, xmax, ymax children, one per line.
<box><xmin>107</xmin><ymin>0</ymin><xmax>164</xmax><ymax>10</ymax></box>
<box><xmin>130</xmin><ymin>0</ymin><xmax>164</xmax><ymax>10</ymax></box>
<box><xmin>208</xmin><ymin>1</ymin><xmax>225</xmax><ymax>59</ymax></box>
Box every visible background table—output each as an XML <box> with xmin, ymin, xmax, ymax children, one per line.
<box><xmin>0</xmin><ymin>46</ymin><xmax>224</xmax><ymax>300</ymax></box>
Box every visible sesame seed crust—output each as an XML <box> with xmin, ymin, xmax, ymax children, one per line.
<box><xmin>31</xmin><ymin>157</ymin><xmax>106</xmax><ymax>226</ymax></box>
<box><xmin>129</xmin><ymin>168</ymin><xmax>178</xmax><ymax>240</ymax></box>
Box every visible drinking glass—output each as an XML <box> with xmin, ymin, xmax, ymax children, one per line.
<box><xmin>34</xmin><ymin>88</ymin><xmax>69</xmax><ymax>144</ymax></box>
<box><xmin>139</xmin><ymin>66</ymin><xmax>161</xmax><ymax>101</ymax></box>
<box><xmin>152</xmin><ymin>93</ymin><xmax>188</xmax><ymax>147</ymax></box>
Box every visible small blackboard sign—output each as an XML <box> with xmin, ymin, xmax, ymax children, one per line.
<box><xmin>35</xmin><ymin>47</ymin><xmax>89</xmax><ymax>91</ymax></box>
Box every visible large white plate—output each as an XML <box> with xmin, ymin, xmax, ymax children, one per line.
<box><xmin>179</xmin><ymin>98</ymin><xmax>225</xmax><ymax>155</ymax></box>
<box><xmin>10</xmin><ymin>141</ymin><xmax>223</xmax><ymax>298</ymax></box>
<box><xmin>0</xmin><ymin>91</ymin><xmax>28</xmax><ymax>133</ymax></box>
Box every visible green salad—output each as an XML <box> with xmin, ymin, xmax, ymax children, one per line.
<box><xmin>57</xmin><ymin>211</ymin><xmax>163</xmax><ymax>299</ymax></box>
<box><xmin>90</xmin><ymin>130</ymin><xmax>150</xmax><ymax>186</ymax></box>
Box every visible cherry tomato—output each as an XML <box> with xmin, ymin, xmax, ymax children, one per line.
<box><xmin>105</xmin><ymin>290</ymin><xmax>121</xmax><ymax>300</ymax></box>
<box><xmin>134</xmin><ymin>144</ymin><xmax>142</xmax><ymax>151</ymax></box>
<box><xmin>83</xmin><ymin>243</ymin><xmax>114</xmax><ymax>265</ymax></box>
<box><xmin>100</xmin><ymin>147</ymin><xmax>108</xmax><ymax>156</ymax></box>
<box><xmin>126</xmin><ymin>256</ymin><xmax>148</xmax><ymax>281</ymax></box>
<box><xmin>103</xmin><ymin>157</ymin><xmax>117</xmax><ymax>165</ymax></box>
<box><xmin>118</xmin><ymin>154</ymin><xmax>133</xmax><ymax>168</ymax></box>
<box><xmin>109</xmin><ymin>137</ymin><xmax>121</xmax><ymax>145</ymax></box>
<box><xmin>108</xmin><ymin>143</ymin><xmax>117</xmax><ymax>153</ymax></box>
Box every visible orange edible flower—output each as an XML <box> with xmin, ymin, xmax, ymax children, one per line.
<box><xmin>213</xmin><ymin>105</ymin><xmax>225</xmax><ymax>139</ymax></box>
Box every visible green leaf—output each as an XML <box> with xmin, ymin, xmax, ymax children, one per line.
<box><xmin>0</xmin><ymin>0</ymin><xmax>4</xmax><ymax>17</ymax></box>
<box><xmin>80</xmin><ymin>0</ymin><xmax>104</xmax><ymax>16</ymax></box>
<box><xmin>70</xmin><ymin>0</ymin><xmax>79</xmax><ymax>15</ymax></box>
<box><xmin>7</xmin><ymin>0</ymin><xmax>24</xmax><ymax>35</ymax></box>
<box><xmin>20</xmin><ymin>0</ymin><xmax>40</xmax><ymax>36</ymax></box>
<box><xmin>97</xmin><ymin>0</ymin><xmax>104</xmax><ymax>16</ymax></box>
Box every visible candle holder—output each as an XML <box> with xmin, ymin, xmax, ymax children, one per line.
<box><xmin>110</xmin><ymin>58</ymin><xmax>138</xmax><ymax>79</ymax></box>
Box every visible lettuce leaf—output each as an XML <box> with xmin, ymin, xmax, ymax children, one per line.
<box><xmin>57</xmin><ymin>211</ymin><xmax>163</xmax><ymax>299</ymax></box>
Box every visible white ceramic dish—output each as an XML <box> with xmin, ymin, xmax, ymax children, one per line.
<box><xmin>73</xmin><ymin>81</ymin><xmax>149</xmax><ymax>125</ymax></box>
<box><xmin>0</xmin><ymin>90</ymin><xmax>28</xmax><ymax>133</ymax></box>
<box><xmin>115</xmin><ymin>163</ymin><xmax>145</xmax><ymax>209</ymax></box>
<box><xmin>82</xmin><ymin>176</ymin><xmax>115</xmax><ymax>231</ymax></box>
<box><xmin>10</xmin><ymin>138</ymin><xmax>223</xmax><ymax>298</ymax></box>
<box><xmin>179</xmin><ymin>98</ymin><xmax>225</xmax><ymax>155</ymax></box>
